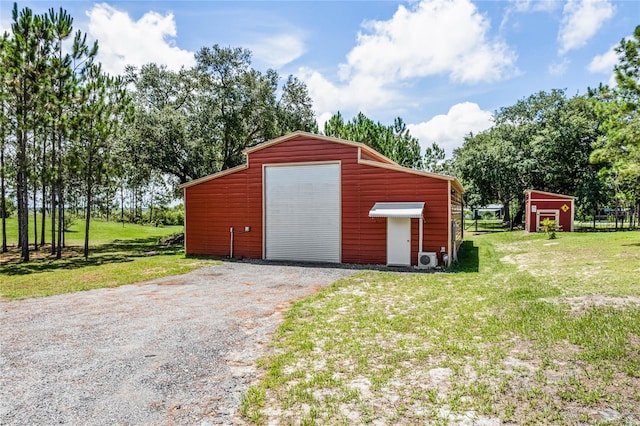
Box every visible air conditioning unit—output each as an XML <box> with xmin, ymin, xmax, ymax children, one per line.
<box><xmin>417</xmin><ymin>252</ymin><xmax>438</xmax><ymax>269</ymax></box>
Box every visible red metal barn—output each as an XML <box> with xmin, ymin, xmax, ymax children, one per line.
<box><xmin>524</xmin><ymin>190</ymin><xmax>575</xmax><ymax>232</ymax></box>
<box><xmin>181</xmin><ymin>132</ymin><xmax>464</xmax><ymax>267</ymax></box>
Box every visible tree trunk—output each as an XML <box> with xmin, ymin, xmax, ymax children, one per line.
<box><xmin>1</xmin><ymin>124</ymin><xmax>7</xmax><ymax>253</ymax></box>
<box><xmin>513</xmin><ymin>205</ymin><xmax>524</xmax><ymax>226</ymax></box>
<box><xmin>56</xmin><ymin>151</ymin><xmax>63</xmax><ymax>259</ymax></box>
<box><xmin>51</xmin><ymin>131</ymin><xmax>57</xmax><ymax>254</ymax></box>
<box><xmin>120</xmin><ymin>183</ymin><xmax>124</xmax><ymax>223</ymax></box>
<box><xmin>17</xmin><ymin>123</ymin><xmax>30</xmax><ymax>261</ymax></box>
<box><xmin>40</xmin><ymin>183</ymin><xmax>46</xmax><ymax>246</ymax></box>
<box><xmin>503</xmin><ymin>200</ymin><xmax>511</xmax><ymax>230</ymax></box>
<box><xmin>62</xmin><ymin>205</ymin><xmax>66</xmax><ymax>248</ymax></box>
<box><xmin>17</xmin><ymin>207</ymin><xmax>22</xmax><ymax>248</ymax></box>
<box><xmin>84</xmin><ymin>187</ymin><xmax>92</xmax><ymax>259</ymax></box>
<box><xmin>32</xmin><ymin>129</ymin><xmax>39</xmax><ymax>251</ymax></box>
<box><xmin>105</xmin><ymin>187</ymin><xmax>110</xmax><ymax>222</ymax></box>
<box><xmin>33</xmin><ymin>185</ymin><xmax>38</xmax><ymax>251</ymax></box>
<box><xmin>17</xmin><ymin>158</ymin><xmax>29</xmax><ymax>260</ymax></box>
<box><xmin>84</xmin><ymin>149</ymin><xmax>93</xmax><ymax>259</ymax></box>
<box><xmin>130</xmin><ymin>187</ymin><xmax>135</xmax><ymax>223</ymax></box>
<box><xmin>40</xmin><ymin>134</ymin><xmax>47</xmax><ymax>246</ymax></box>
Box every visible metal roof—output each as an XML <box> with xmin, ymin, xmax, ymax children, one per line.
<box><xmin>179</xmin><ymin>132</ymin><xmax>464</xmax><ymax>193</ymax></box>
<box><xmin>368</xmin><ymin>202</ymin><xmax>425</xmax><ymax>219</ymax></box>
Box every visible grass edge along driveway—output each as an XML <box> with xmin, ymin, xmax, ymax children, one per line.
<box><xmin>0</xmin><ymin>220</ymin><xmax>220</xmax><ymax>300</ymax></box>
<box><xmin>241</xmin><ymin>231</ymin><xmax>640</xmax><ymax>425</ymax></box>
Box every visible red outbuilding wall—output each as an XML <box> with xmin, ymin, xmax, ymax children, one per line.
<box><xmin>524</xmin><ymin>190</ymin><xmax>575</xmax><ymax>232</ymax></box>
<box><xmin>183</xmin><ymin>133</ymin><xmax>463</xmax><ymax>266</ymax></box>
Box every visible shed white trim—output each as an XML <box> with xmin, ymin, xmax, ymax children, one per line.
<box><xmin>368</xmin><ymin>202</ymin><xmax>425</xmax><ymax>219</ymax></box>
<box><xmin>524</xmin><ymin>189</ymin><xmax>575</xmax><ymax>199</ymax></box>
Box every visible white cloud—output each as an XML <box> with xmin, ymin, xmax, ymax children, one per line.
<box><xmin>315</xmin><ymin>111</ymin><xmax>334</xmax><ymax>133</ymax></box>
<box><xmin>588</xmin><ymin>43</ymin><xmax>621</xmax><ymax>86</ymax></box>
<box><xmin>588</xmin><ymin>43</ymin><xmax>618</xmax><ymax>74</ymax></box>
<box><xmin>342</xmin><ymin>0</ymin><xmax>517</xmax><ymax>84</ymax></box>
<box><xmin>299</xmin><ymin>0</ymin><xmax>517</xmax><ymax>120</ymax></box>
<box><xmin>87</xmin><ymin>3</ymin><xmax>195</xmax><ymax>75</ymax></box>
<box><xmin>0</xmin><ymin>18</ymin><xmax>8</xmax><ymax>34</ymax></box>
<box><xmin>558</xmin><ymin>0</ymin><xmax>614</xmax><ymax>55</ymax></box>
<box><xmin>549</xmin><ymin>58</ymin><xmax>569</xmax><ymax>76</ymax></box>
<box><xmin>500</xmin><ymin>0</ymin><xmax>559</xmax><ymax>31</ymax></box>
<box><xmin>408</xmin><ymin>102</ymin><xmax>493</xmax><ymax>157</ymax></box>
<box><xmin>248</xmin><ymin>34</ymin><xmax>305</xmax><ymax>69</ymax></box>
<box><xmin>298</xmin><ymin>66</ymin><xmax>397</xmax><ymax>118</ymax></box>
<box><xmin>510</xmin><ymin>0</ymin><xmax>558</xmax><ymax>13</ymax></box>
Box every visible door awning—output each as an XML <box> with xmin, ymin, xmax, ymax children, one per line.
<box><xmin>368</xmin><ymin>202</ymin><xmax>425</xmax><ymax>219</ymax></box>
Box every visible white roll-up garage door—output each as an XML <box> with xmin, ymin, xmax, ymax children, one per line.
<box><xmin>264</xmin><ymin>163</ymin><xmax>341</xmax><ymax>263</ymax></box>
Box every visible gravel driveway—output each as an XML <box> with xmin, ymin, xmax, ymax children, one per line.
<box><xmin>0</xmin><ymin>262</ymin><xmax>356</xmax><ymax>425</ymax></box>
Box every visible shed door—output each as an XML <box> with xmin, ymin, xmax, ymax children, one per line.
<box><xmin>387</xmin><ymin>217</ymin><xmax>411</xmax><ymax>266</ymax></box>
<box><xmin>536</xmin><ymin>210</ymin><xmax>559</xmax><ymax>232</ymax></box>
<box><xmin>264</xmin><ymin>163</ymin><xmax>340</xmax><ymax>262</ymax></box>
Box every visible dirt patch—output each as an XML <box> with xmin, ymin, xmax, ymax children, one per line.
<box><xmin>542</xmin><ymin>295</ymin><xmax>640</xmax><ymax>312</ymax></box>
<box><xmin>0</xmin><ymin>244</ymin><xmax>82</xmax><ymax>264</ymax></box>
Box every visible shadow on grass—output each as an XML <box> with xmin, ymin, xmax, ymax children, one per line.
<box><xmin>0</xmin><ymin>237</ymin><xmax>183</xmax><ymax>276</ymax></box>
<box><xmin>450</xmin><ymin>240</ymin><xmax>479</xmax><ymax>273</ymax></box>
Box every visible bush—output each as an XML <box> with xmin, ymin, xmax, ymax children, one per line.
<box><xmin>541</xmin><ymin>218</ymin><xmax>561</xmax><ymax>239</ymax></box>
<box><xmin>146</xmin><ymin>205</ymin><xmax>184</xmax><ymax>226</ymax></box>
<box><xmin>1</xmin><ymin>197</ymin><xmax>16</xmax><ymax>218</ymax></box>
<box><xmin>64</xmin><ymin>213</ymin><xmax>79</xmax><ymax>232</ymax></box>
<box><xmin>482</xmin><ymin>211</ymin><xmax>496</xmax><ymax>220</ymax></box>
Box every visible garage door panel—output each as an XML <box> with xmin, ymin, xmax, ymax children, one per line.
<box><xmin>265</xmin><ymin>164</ymin><xmax>340</xmax><ymax>263</ymax></box>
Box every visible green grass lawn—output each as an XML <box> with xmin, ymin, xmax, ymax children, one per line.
<box><xmin>0</xmin><ymin>215</ymin><xmax>181</xmax><ymax>246</ymax></box>
<box><xmin>0</xmin><ymin>216</ymin><xmax>219</xmax><ymax>300</ymax></box>
<box><xmin>242</xmin><ymin>231</ymin><xmax>640</xmax><ymax>425</ymax></box>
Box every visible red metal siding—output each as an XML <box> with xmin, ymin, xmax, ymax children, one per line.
<box><xmin>341</xmin><ymin>163</ymin><xmax>449</xmax><ymax>265</ymax></box>
<box><xmin>185</xmin><ymin>167</ymin><xmax>262</xmax><ymax>258</ymax></box>
<box><xmin>525</xmin><ymin>190</ymin><xmax>574</xmax><ymax>232</ymax></box>
<box><xmin>185</xmin><ymin>135</ymin><xmax>452</xmax><ymax>265</ymax></box>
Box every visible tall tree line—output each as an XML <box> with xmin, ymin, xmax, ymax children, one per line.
<box><xmin>454</xmin><ymin>90</ymin><xmax>601</xmax><ymax>224</ymax></box>
<box><xmin>452</xmin><ymin>25</ymin><xmax>640</xmax><ymax>227</ymax></box>
<box><xmin>1</xmin><ymin>4</ymin><xmax>320</xmax><ymax>262</ymax></box>
<box><xmin>125</xmin><ymin>45</ymin><xmax>318</xmax><ymax>186</ymax></box>
<box><xmin>323</xmin><ymin>111</ymin><xmax>423</xmax><ymax>169</ymax></box>
<box><xmin>589</xmin><ymin>25</ymin><xmax>640</xmax><ymax>223</ymax></box>
<box><xmin>0</xmin><ymin>4</ymin><xmax>129</xmax><ymax>261</ymax></box>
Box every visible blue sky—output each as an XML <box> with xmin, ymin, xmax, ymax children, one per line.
<box><xmin>1</xmin><ymin>0</ymin><xmax>637</xmax><ymax>157</ymax></box>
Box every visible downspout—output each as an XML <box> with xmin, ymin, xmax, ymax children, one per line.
<box><xmin>230</xmin><ymin>226</ymin><xmax>250</xmax><ymax>258</ymax></box>
<box><xmin>418</xmin><ymin>215</ymin><xmax>424</xmax><ymax>256</ymax></box>
<box><xmin>446</xmin><ymin>181</ymin><xmax>452</xmax><ymax>267</ymax></box>
<box><xmin>183</xmin><ymin>187</ymin><xmax>188</xmax><ymax>253</ymax></box>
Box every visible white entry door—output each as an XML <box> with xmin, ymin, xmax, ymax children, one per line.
<box><xmin>387</xmin><ymin>217</ymin><xmax>411</xmax><ymax>266</ymax></box>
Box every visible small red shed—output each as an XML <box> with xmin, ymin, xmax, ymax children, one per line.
<box><xmin>180</xmin><ymin>132</ymin><xmax>464</xmax><ymax>267</ymax></box>
<box><xmin>524</xmin><ymin>190</ymin><xmax>575</xmax><ymax>232</ymax></box>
